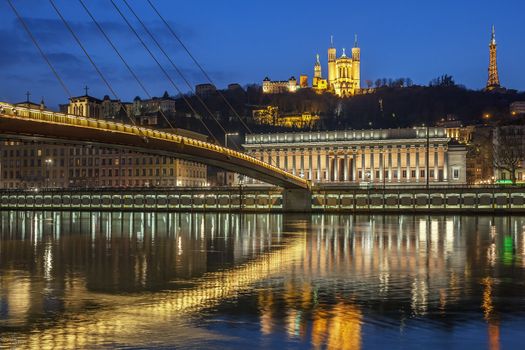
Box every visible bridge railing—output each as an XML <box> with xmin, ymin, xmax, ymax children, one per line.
<box><xmin>0</xmin><ymin>102</ymin><xmax>307</xmax><ymax>186</ymax></box>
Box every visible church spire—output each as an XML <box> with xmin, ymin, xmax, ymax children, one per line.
<box><xmin>491</xmin><ymin>25</ymin><xmax>496</xmax><ymax>45</ymax></box>
<box><xmin>330</xmin><ymin>35</ymin><xmax>334</xmax><ymax>48</ymax></box>
<box><xmin>354</xmin><ymin>34</ymin><xmax>358</xmax><ymax>47</ymax></box>
<box><xmin>315</xmin><ymin>53</ymin><xmax>320</xmax><ymax>65</ymax></box>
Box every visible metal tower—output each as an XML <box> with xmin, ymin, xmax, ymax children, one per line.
<box><xmin>486</xmin><ymin>25</ymin><xmax>501</xmax><ymax>90</ymax></box>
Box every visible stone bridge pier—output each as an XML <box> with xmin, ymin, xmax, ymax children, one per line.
<box><xmin>282</xmin><ymin>189</ymin><xmax>312</xmax><ymax>212</ymax></box>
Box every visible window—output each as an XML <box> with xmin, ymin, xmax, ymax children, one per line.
<box><xmin>430</xmin><ymin>170</ymin><xmax>434</xmax><ymax>178</ymax></box>
<box><xmin>393</xmin><ymin>170</ymin><xmax>398</xmax><ymax>179</ymax></box>
<box><xmin>411</xmin><ymin>170</ymin><xmax>416</xmax><ymax>178</ymax></box>
<box><xmin>420</xmin><ymin>170</ymin><xmax>425</xmax><ymax>178</ymax></box>
<box><xmin>402</xmin><ymin>170</ymin><xmax>407</xmax><ymax>178</ymax></box>
<box><xmin>453</xmin><ymin>168</ymin><xmax>460</xmax><ymax>180</ymax></box>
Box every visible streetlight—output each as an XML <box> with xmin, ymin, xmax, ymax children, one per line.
<box><xmin>44</xmin><ymin>158</ymin><xmax>53</xmax><ymax>188</ymax></box>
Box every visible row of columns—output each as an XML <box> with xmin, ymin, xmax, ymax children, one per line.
<box><xmin>253</xmin><ymin>145</ymin><xmax>449</xmax><ymax>183</ymax></box>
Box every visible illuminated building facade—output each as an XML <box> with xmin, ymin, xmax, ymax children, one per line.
<box><xmin>0</xmin><ymin>140</ymin><xmax>207</xmax><ymax>189</ymax></box>
<box><xmin>252</xmin><ymin>106</ymin><xmax>319</xmax><ymax>129</ymax></box>
<box><xmin>63</xmin><ymin>94</ymin><xmax>132</xmax><ymax>120</ymax></box>
<box><xmin>243</xmin><ymin>128</ymin><xmax>467</xmax><ymax>185</ymax></box>
<box><xmin>132</xmin><ymin>92</ymin><xmax>176</xmax><ymax>116</ymax></box>
<box><xmin>262</xmin><ymin>76</ymin><xmax>298</xmax><ymax>94</ymax></box>
<box><xmin>263</xmin><ymin>35</ymin><xmax>361</xmax><ymax>97</ymax></box>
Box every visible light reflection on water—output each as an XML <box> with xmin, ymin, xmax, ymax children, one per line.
<box><xmin>1</xmin><ymin>212</ymin><xmax>525</xmax><ymax>349</ymax></box>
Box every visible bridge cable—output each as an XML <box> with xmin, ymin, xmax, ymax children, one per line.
<box><xmin>48</xmin><ymin>0</ymin><xmax>143</xmax><ymax>133</ymax></box>
<box><xmin>146</xmin><ymin>0</ymin><xmax>253</xmax><ymax>136</ymax></box>
<box><xmin>145</xmin><ymin>0</ymin><xmax>281</xmax><ymax>169</ymax></box>
<box><xmin>108</xmin><ymin>0</ymin><xmax>220</xmax><ymax>144</ymax></box>
<box><xmin>77</xmin><ymin>0</ymin><xmax>176</xmax><ymax>132</ymax></box>
<box><xmin>6</xmin><ymin>0</ymin><xmax>72</xmax><ymax>99</ymax></box>
<box><xmin>120</xmin><ymin>0</ymin><xmax>241</xmax><ymax>150</ymax></box>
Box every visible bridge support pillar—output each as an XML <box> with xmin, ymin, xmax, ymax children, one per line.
<box><xmin>282</xmin><ymin>189</ymin><xmax>312</xmax><ymax>212</ymax></box>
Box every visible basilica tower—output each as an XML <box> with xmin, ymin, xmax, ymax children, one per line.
<box><xmin>327</xmin><ymin>35</ymin><xmax>337</xmax><ymax>89</ymax></box>
<box><xmin>314</xmin><ymin>54</ymin><xmax>322</xmax><ymax>79</ymax></box>
<box><xmin>351</xmin><ymin>34</ymin><xmax>361</xmax><ymax>91</ymax></box>
<box><xmin>486</xmin><ymin>25</ymin><xmax>501</xmax><ymax>90</ymax></box>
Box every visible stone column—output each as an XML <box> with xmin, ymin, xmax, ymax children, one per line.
<box><xmin>344</xmin><ymin>152</ymin><xmax>349</xmax><ymax>182</ymax></box>
<box><xmin>317</xmin><ymin>151</ymin><xmax>321</xmax><ymax>182</ymax></box>
<box><xmin>387</xmin><ymin>148</ymin><xmax>394</xmax><ymax>182</ymax></box>
<box><xmin>397</xmin><ymin>147</ymin><xmax>401</xmax><ymax>183</ymax></box>
<box><xmin>415</xmin><ymin>147</ymin><xmax>420</xmax><ymax>182</ymax></box>
<box><xmin>325</xmin><ymin>151</ymin><xmax>330</xmax><ymax>181</ymax></box>
<box><xmin>378</xmin><ymin>146</ymin><xmax>386</xmax><ymax>182</ymax></box>
<box><xmin>434</xmin><ymin>147</ymin><xmax>439</xmax><ymax>182</ymax></box>
<box><xmin>333</xmin><ymin>151</ymin><xmax>338</xmax><ymax>182</ymax></box>
<box><xmin>443</xmin><ymin>148</ymin><xmax>448</xmax><ymax>181</ymax></box>
<box><xmin>352</xmin><ymin>149</ymin><xmax>357</xmax><ymax>182</ymax></box>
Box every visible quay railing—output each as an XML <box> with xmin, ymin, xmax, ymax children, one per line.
<box><xmin>1</xmin><ymin>186</ymin><xmax>524</xmax><ymax>213</ymax></box>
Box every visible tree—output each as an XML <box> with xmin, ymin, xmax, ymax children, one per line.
<box><xmin>429</xmin><ymin>74</ymin><xmax>456</xmax><ymax>87</ymax></box>
<box><xmin>493</xmin><ymin>126</ymin><xmax>525</xmax><ymax>184</ymax></box>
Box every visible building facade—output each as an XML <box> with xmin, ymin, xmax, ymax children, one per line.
<box><xmin>263</xmin><ymin>36</ymin><xmax>361</xmax><ymax>97</ymax></box>
<box><xmin>243</xmin><ymin>128</ymin><xmax>467</xmax><ymax>186</ymax></box>
<box><xmin>195</xmin><ymin>83</ymin><xmax>217</xmax><ymax>97</ymax></box>
<box><xmin>63</xmin><ymin>94</ymin><xmax>132</xmax><ymax>120</ymax></box>
<box><xmin>0</xmin><ymin>140</ymin><xmax>207</xmax><ymax>189</ymax></box>
<box><xmin>132</xmin><ymin>92</ymin><xmax>176</xmax><ymax>116</ymax></box>
<box><xmin>252</xmin><ymin>106</ymin><xmax>319</xmax><ymax>129</ymax></box>
<box><xmin>262</xmin><ymin>77</ymin><xmax>298</xmax><ymax>94</ymax></box>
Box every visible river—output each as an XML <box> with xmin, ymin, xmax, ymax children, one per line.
<box><xmin>1</xmin><ymin>211</ymin><xmax>524</xmax><ymax>349</ymax></box>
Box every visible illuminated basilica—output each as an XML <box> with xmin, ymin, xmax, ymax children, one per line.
<box><xmin>263</xmin><ymin>36</ymin><xmax>361</xmax><ymax>97</ymax></box>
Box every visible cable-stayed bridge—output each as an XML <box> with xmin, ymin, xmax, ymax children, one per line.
<box><xmin>0</xmin><ymin>102</ymin><xmax>309</xmax><ymax>191</ymax></box>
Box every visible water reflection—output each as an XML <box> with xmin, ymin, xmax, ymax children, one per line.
<box><xmin>1</xmin><ymin>213</ymin><xmax>525</xmax><ymax>349</ymax></box>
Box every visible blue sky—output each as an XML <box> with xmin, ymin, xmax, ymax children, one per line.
<box><xmin>0</xmin><ymin>0</ymin><xmax>524</xmax><ymax>108</ymax></box>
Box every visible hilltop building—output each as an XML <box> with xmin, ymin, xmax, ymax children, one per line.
<box><xmin>195</xmin><ymin>83</ymin><xmax>217</xmax><ymax>97</ymax></box>
<box><xmin>263</xmin><ymin>35</ymin><xmax>361</xmax><ymax>97</ymax></box>
<box><xmin>132</xmin><ymin>92</ymin><xmax>176</xmax><ymax>116</ymax></box>
<box><xmin>252</xmin><ymin>106</ymin><xmax>319</xmax><ymax>129</ymax></box>
<box><xmin>61</xmin><ymin>90</ymin><xmax>132</xmax><ymax>120</ymax></box>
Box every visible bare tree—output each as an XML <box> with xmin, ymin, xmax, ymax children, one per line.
<box><xmin>493</xmin><ymin>126</ymin><xmax>525</xmax><ymax>184</ymax></box>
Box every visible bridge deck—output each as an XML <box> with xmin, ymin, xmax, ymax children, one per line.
<box><xmin>0</xmin><ymin>102</ymin><xmax>308</xmax><ymax>189</ymax></box>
